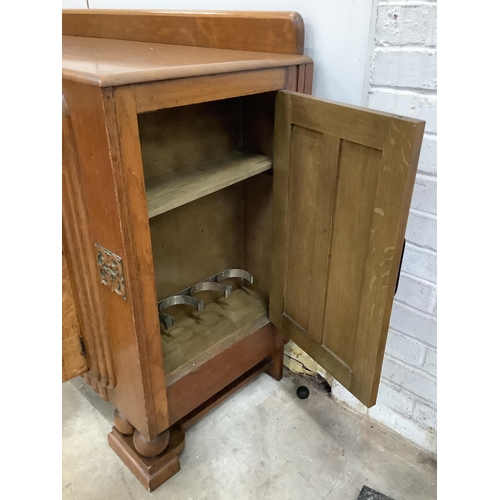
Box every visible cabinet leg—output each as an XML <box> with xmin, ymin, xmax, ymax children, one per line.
<box><xmin>133</xmin><ymin>429</ymin><xmax>170</xmax><ymax>458</ymax></box>
<box><xmin>266</xmin><ymin>329</ymin><xmax>284</xmax><ymax>381</ymax></box>
<box><xmin>108</xmin><ymin>411</ymin><xmax>185</xmax><ymax>491</ymax></box>
<box><xmin>113</xmin><ymin>410</ymin><xmax>134</xmax><ymax>435</ymax></box>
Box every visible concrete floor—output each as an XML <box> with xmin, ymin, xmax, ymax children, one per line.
<box><xmin>63</xmin><ymin>369</ymin><xmax>436</xmax><ymax>500</ymax></box>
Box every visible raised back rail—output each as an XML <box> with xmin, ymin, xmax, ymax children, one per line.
<box><xmin>62</xmin><ymin>10</ymin><xmax>305</xmax><ymax>55</ymax></box>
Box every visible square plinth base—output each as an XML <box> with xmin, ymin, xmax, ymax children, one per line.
<box><xmin>108</xmin><ymin>426</ymin><xmax>185</xmax><ymax>492</ymax></box>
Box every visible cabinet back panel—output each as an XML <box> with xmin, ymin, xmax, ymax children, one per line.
<box><xmin>243</xmin><ymin>173</ymin><xmax>273</xmax><ymax>300</ymax></box>
<box><xmin>242</xmin><ymin>92</ymin><xmax>277</xmax><ymax>157</ymax></box>
<box><xmin>138</xmin><ymin>99</ymin><xmax>243</xmax><ymax>181</ymax></box>
<box><xmin>150</xmin><ymin>185</ymin><xmax>244</xmax><ymax>301</ymax></box>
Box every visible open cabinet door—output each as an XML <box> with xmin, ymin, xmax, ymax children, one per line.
<box><xmin>270</xmin><ymin>91</ymin><xmax>424</xmax><ymax>407</ymax></box>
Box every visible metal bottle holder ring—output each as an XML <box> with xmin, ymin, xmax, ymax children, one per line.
<box><xmin>158</xmin><ymin>268</ymin><xmax>254</xmax><ymax>331</ymax></box>
<box><xmin>190</xmin><ymin>281</ymin><xmax>231</xmax><ymax>298</ymax></box>
<box><xmin>216</xmin><ymin>269</ymin><xmax>254</xmax><ymax>285</ymax></box>
<box><xmin>158</xmin><ymin>295</ymin><xmax>204</xmax><ymax>329</ymax></box>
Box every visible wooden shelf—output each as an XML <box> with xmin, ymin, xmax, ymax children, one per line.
<box><xmin>161</xmin><ymin>288</ymin><xmax>269</xmax><ymax>384</ymax></box>
<box><xmin>146</xmin><ymin>151</ymin><xmax>272</xmax><ymax>218</ymax></box>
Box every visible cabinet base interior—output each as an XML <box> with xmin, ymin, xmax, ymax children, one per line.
<box><xmin>161</xmin><ymin>288</ymin><xmax>269</xmax><ymax>385</ymax></box>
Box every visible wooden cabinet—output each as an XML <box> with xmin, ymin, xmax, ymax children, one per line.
<box><xmin>62</xmin><ymin>10</ymin><xmax>424</xmax><ymax>492</ymax></box>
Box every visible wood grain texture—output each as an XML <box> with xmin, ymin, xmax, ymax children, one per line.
<box><xmin>304</xmin><ymin>63</ymin><xmax>314</xmax><ymax>95</ymax></box>
<box><xmin>108</xmin><ymin>86</ymin><xmax>170</xmax><ymax>437</ymax></box>
<box><xmin>282</xmin><ymin>127</ymin><xmax>339</xmax><ymax>343</ymax></box>
<box><xmin>138</xmin><ymin>99</ymin><xmax>242</xmax><ymax>181</ymax></box>
<box><xmin>166</xmin><ymin>323</ymin><xmax>277</xmax><ymax>424</ymax></box>
<box><xmin>62</xmin><ymin>250</ymin><xmax>87</xmax><ymax>382</ymax></box>
<box><xmin>149</xmin><ymin>185</ymin><xmax>244</xmax><ymax>301</ymax></box>
<box><xmin>108</xmin><ymin>426</ymin><xmax>185</xmax><ymax>492</ymax></box>
<box><xmin>243</xmin><ymin>173</ymin><xmax>274</xmax><ymax>300</ymax></box>
<box><xmin>162</xmin><ymin>288</ymin><xmax>269</xmax><ymax>384</ymax></box>
<box><xmin>323</xmin><ymin>141</ymin><xmax>381</xmax><ymax>364</ymax></box>
<box><xmin>270</xmin><ymin>91</ymin><xmax>425</xmax><ymax>406</ymax></box>
<box><xmin>179</xmin><ymin>358</ymin><xmax>271</xmax><ymax>430</ymax></box>
<box><xmin>62</xmin><ymin>36</ymin><xmax>310</xmax><ymax>87</ymax></box>
<box><xmin>63</xmin><ymin>81</ymin><xmax>168</xmax><ymax>440</ymax></box>
<box><xmin>62</xmin><ymin>95</ymin><xmax>114</xmax><ymax>390</ymax></box>
<box><xmin>134</xmin><ymin>68</ymin><xmax>287</xmax><ymax>113</ymax></box>
<box><xmin>133</xmin><ymin>429</ymin><xmax>170</xmax><ymax>458</ymax></box>
<box><xmin>282</xmin><ymin>315</ymin><xmax>352</xmax><ymax>389</ymax></box>
<box><xmin>146</xmin><ymin>151</ymin><xmax>272</xmax><ymax>218</ymax></box>
<box><xmin>63</xmin><ymin>10</ymin><xmax>305</xmax><ymax>55</ymax></box>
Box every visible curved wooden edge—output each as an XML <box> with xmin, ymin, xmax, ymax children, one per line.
<box><xmin>62</xmin><ymin>9</ymin><xmax>304</xmax><ymax>55</ymax></box>
<box><xmin>62</xmin><ymin>95</ymin><xmax>70</xmax><ymax>118</ymax></box>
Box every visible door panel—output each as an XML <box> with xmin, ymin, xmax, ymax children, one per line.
<box><xmin>270</xmin><ymin>91</ymin><xmax>424</xmax><ymax>406</ymax></box>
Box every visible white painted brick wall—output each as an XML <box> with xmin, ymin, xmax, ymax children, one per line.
<box><xmin>332</xmin><ymin>0</ymin><xmax>437</xmax><ymax>456</ymax></box>
<box><xmin>371</xmin><ymin>48</ymin><xmax>437</xmax><ymax>89</ymax></box>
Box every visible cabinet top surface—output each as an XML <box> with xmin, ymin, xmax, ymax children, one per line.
<box><xmin>62</xmin><ymin>35</ymin><xmax>311</xmax><ymax>87</ymax></box>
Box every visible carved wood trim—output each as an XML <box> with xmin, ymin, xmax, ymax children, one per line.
<box><xmin>63</xmin><ymin>95</ymin><xmax>116</xmax><ymax>389</ymax></box>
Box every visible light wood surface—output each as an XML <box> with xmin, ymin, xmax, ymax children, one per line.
<box><xmin>179</xmin><ymin>359</ymin><xmax>272</xmax><ymax>430</ymax></box>
<box><xmin>62</xmin><ymin>10</ymin><xmax>314</xmax><ymax>492</ymax></box>
<box><xmin>139</xmin><ymin>99</ymin><xmax>242</xmax><ymax>181</ymax></box>
<box><xmin>62</xmin><ymin>250</ymin><xmax>87</xmax><ymax>382</ymax></box>
<box><xmin>63</xmin><ymin>10</ymin><xmax>305</xmax><ymax>55</ymax></box>
<box><xmin>63</xmin><ymin>81</ymin><xmax>169</xmax><ymax>440</ymax></box>
<box><xmin>63</xmin><ymin>95</ymin><xmax>114</xmax><ymax>391</ymax></box>
<box><xmin>167</xmin><ymin>323</ymin><xmax>277</xmax><ymax>424</ymax></box>
<box><xmin>243</xmin><ymin>173</ymin><xmax>274</xmax><ymax>300</ymax></box>
<box><xmin>162</xmin><ymin>288</ymin><xmax>269</xmax><ymax>384</ymax></box>
<box><xmin>270</xmin><ymin>91</ymin><xmax>424</xmax><ymax>407</ymax></box>
<box><xmin>133</xmin><ymin>68</ymin><xmax>287</xmax><ymax>113</ymax></box>
<box><xmin>62</xmin><ymin>36</ymin><xmax>311</xmax><ymax>87</ymax></box>
<box><xmin>146</xmin><ymin>151</ymin><xmax>272</xmax><ymax>218</ymax></box>
<box><xmin>149</xmin><ymin>186</ymin><xmax>244</xmax><ymax>301</ymax></box>
<box><xmin>108</xmin><ymin>426</ymin><xmax>185</xmax><ymax>492</ymax></box>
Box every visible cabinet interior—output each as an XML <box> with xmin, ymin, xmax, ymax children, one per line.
<box><xmin>137</xmin><ymin>92</ymin><xmax>277</xmax><ymax>383</ymax></box>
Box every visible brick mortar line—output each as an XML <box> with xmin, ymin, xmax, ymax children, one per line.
<box><xmin>378</xmin><ymin>385</ymin><xmax>438</xmax><ymax>419</ymax></box>
<box><xmin>384</xmin><ymin>353</ymin><xmax>438</xmax><ymax>381</ymax></box>
<box><xmin>379</xmin><ymin>383</ymin><xmax>437</xmax><ymax>414</ymax></box>
<box><xmin>369</xmin><ymin>84</ymin><xmax>437</xmax><ymax>96</ymax></box>
<box><xmin>416</xmin><ymin>170</ymin><xmax>438</xmax><ymax>180</ymax></box>
<box><xmin>386</xmin><ymin>340</ymin><xmax>434</xmax><ymax>370</ymax></box>
<box><xmin>389</xmin><ymin>326</ymin><xmax>437</xmax><ymax>349</ymax></box>
<box><xmin>380</xmin><ymin>377</ymin><xmax>437</xmax><ymax>410</ymax></box>
<box><xmin>373</xmin><ymin>45</ymin><xmax>437</xmax><ymax>52</ymax></box>
<box><xmin>410</xmin><ymin>207</ymin><xmax>437</xmax><ymax>219</ymax></box>
<box><xmin>372</xmin><ymin>401</ymin><xmax>436</xmax><ymax>434</ymax></box>
<box><xmin>399</xmin><ymin>268</ymin><xmax>437</xmax><ymax>285</ymax></box>
<box><xmin>392</xmin><ymin>299</ymin><xmax>437</xmax><ymax>321</ymax></box>
<box><xmin>389</xmin><ymin>327</ymin><xmax>437</xmax><ymax>348</ymax></box>
<box><xmin>405</xmin><ymin>240</ymin><xmax>437</xmax><ymax>255</ymax></box>
<box><xmin>404</xmin><ymin>240</ymin><xmax>437</xmax><ymax>254</ymax></box>
<box><xmin>416</xmin><ymin>171</ymin><xmax>437</xmax><ymax>179</ymax></box>
<box><xmin>399</xmin><ymin>270</ymin><xmax>437</xmax><ymax>288</ymax></box>
<box><xmin>378</xmin><ymin>1</ymin><xmax>437</xmax><ymax>6</ymax></box>
<box><xmin>375</xmin><ymin>43</ymin><xmax>437</xmax><ymax>49</ymax></box>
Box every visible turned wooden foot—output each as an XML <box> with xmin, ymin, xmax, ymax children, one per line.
<box><xmin>113</xmin><ymin>410</ymin><xmax>134</xmax><ymax>435</ymax></box>
<box><xmin>133</xmin><ymin>429</ymin><xmax>170</xmax><ymax>458</ymax></box>
<box><xmin>108</xmin><ymin>426</ymin><xmax>185</xmax><ymax>491</ymax></box>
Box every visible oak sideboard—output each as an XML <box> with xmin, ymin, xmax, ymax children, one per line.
<box><xmin>62</xmin><ymin>9</ymin><xmax>424</xmax><ymax>491</ymax></box>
